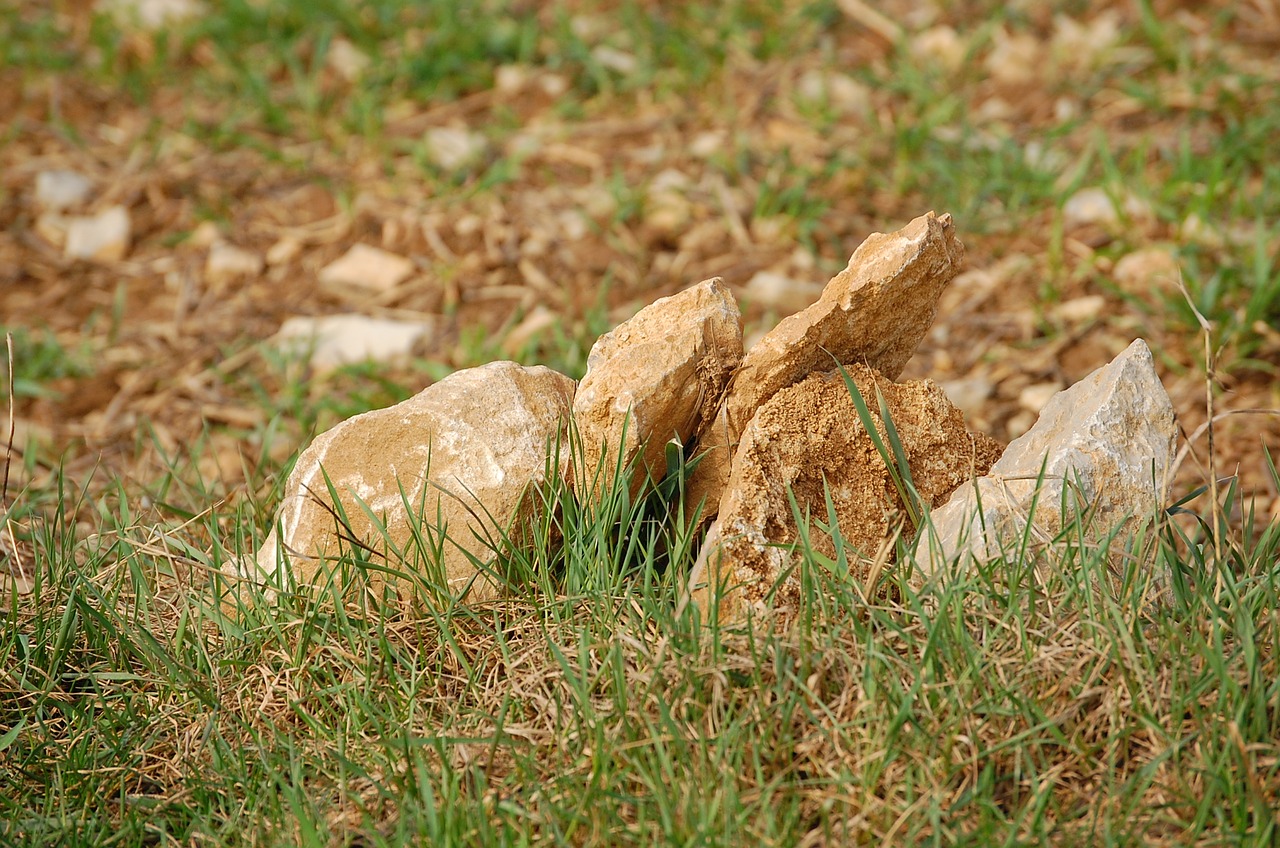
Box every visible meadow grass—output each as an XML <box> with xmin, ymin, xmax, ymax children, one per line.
<box><xmin>3</xmin><ymin>1</ymin><xmax>1280</xmax><ymax>845</ymax></box>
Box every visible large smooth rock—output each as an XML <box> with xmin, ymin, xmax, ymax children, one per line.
<box><xmin>246</xmin><ymin>362</ymin><xmax>576</xmax><ymax>602</ymax></box>
<box><xmin>573</xmin><ymin>278</ymin><xmax>742</xmax><ymax>498</ymax></box>
<box><xmin>689</xmin><ymin>364</ymin><xmax>1002</xmax><ymax>623</ymax></box>
<box><xmin>685</xmin><ymin>212</ymin><xmax>964</xmax><ymax>521</ymax></box>
<box><xmin>914</xmin><ymin>339</ymin><xmax>1176</xmax><ymax>581</ymax></box>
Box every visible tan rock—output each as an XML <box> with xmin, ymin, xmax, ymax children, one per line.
<box><xmin>244</xmin><ymin>362</ymin><xmax>576</xmax><ymax>603</ymax></box>
<box><xmin>319</xmin><ymin>244</ymin><xmax>414</xmax><ymax>292</ymax></box>
<box><xmin>64</xmin><ymin>205</ymin><xmax>131</xmax><ymax>262</ymax></box>
<box><xmin>689</xmin><ymin>364</ymin><xmax>1002</xmax><ymax>623</ymax></box>
<box><xmin>573</xmin><ymin>278</ymin><xmax>742</xmax><ymax>498</ymax></box>
<box><xmin>915</xmin><ymin>339</ymin><xmax>1177</xmax><ymax>591</ymax></box>
<box><xmin>686</xmin><ymin>211</ymin><xmax>964</xmax><ymax>521</ymax></box>
<box><xmin>275</xmin><ymin>314</ymin><xmax>435</xmax><ymax>373</ymax></box>
<box><xmin>205</xmin><ymin>242</ymin><xmax>264</xmax><ymax>284</ymax></box>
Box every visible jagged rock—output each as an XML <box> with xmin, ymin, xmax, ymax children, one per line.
<box><xmin>573</xmin><ymin>278</ymin><xmax>742</xmax><ymax>497</ymax></box>
<box><xmin>686</xmin><ymin>211</ymin><xmax>964</xmax><ymax>522</ymax></box>
<box><xmin>914</xmin><ymin>339</ymin><xmax>1176</xmax><ymax>583</ymax></box>
<box><xmin>319</xmin><ymin>244</ymin><xmax>414</xmax><ymax>292</ymax></box>
<box><xmin>205</xmin><ymin>242</ymin><xmax>264</xmax><ymax>284</ymax></box>
<box><xmin>35</xmin><ymin>170</ymin><xmax>93</xmax><ymax>211</ymax></box>
<box><xmin>688</xmin><ymin>364</ymin><xmax>1003</xmax><ymax>623</ymax></box>
<box><xmin>275</xmin><ymin>314</ymin><xmax>436</xmax><ymax>372</ymax></box>
<box><xmin>244</xmin><ymin>362</ymin><xmax>576</xmax><ymax>603</ymax></box>
<box><xmin>64</xmin><ymin>205</ymin><xmax>131</xmax><ymax>262</ymax></box>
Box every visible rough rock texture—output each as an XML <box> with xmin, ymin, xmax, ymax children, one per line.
<box><xmin>246</xmin><ymin>362</ymin><xmax>576</xmax><ymax>602</ymax></box>
<box><xmin>686</xmin><ymin>211</ymin><xmax>964</xmax><ymax>521</ymax></box>
<box><xmin>914</xmin><ymin>338</ymin><xmax>1176</xmax><ymax>581</ymax></box>
<box><xmin>689</xmin><ymin>364</ymin><xmax>1003</xmax><ymax>623</ymax></box>
<box><xmin>573</xmin><ymin>278</ymin><xmax>742</xmax><ymax>497</ymax></box>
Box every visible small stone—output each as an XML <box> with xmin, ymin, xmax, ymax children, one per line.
<box><xmin>1018</xmin><ymin>381</ymin><xmax>1064</xmax><ymax>414</ymax></box>
<box><xmin>1063</xmin><ymin>187</ymin><xmax>1151</xmax><ymax>229</ymax></box>
<box><xmin>912</xmin><ymin>25</ymin><xmax>965</xmax><ymax>72</ymax></box>
<box><xmin>686</xmin><ymin>211</ymin><xmax>965</xmax><ymax>524</ymax></box>
<box><xmin>64</xmin><ymin>205</ymin><xmax>131</xmax><ymax>262</ymax></box>
<box><xmin>795</xmin><ymin>70</ymin><xmax>871</xmax><ymax>115</ymax></box>
<box><xmin>188</xmin><ymin>220</ymin><xmax>222</xmax><ymax>248</ymax></box>
<box><xmin>275</xmin><ymin>314</ymin><xmax>434</xmax><ymax>372</ymax></box>
<box><xmin>97</xmin><ymin>0</ymin><xmax>202</xmax><ymax>29</ymax></box>
<box><xmin>424</xmin><ymin>126</ymin><xmax>487</xmax><ymax>171</ymax></box>
<box><xmin>915</xmin><ymin>339</ymin><xmax>1177</xmax><ymax>593</ymax></box>
<box><xmin>495</xmin><ymin>64</ymin><xmax>531</xmax><ymax>94</ymax></box>
<box><xmin>243</xmin><ymin>362</ymin><xmax>576</xmax><ymax>604</ymax></box>
<box><xmin>319</xmin><ymin>244</ymin><xmax>414</xmax><ymax>292</ymax></box>
<box><xmin>690</xmin><ymin>131</ymin><xmax>725</xmax><ymax>159</ymax></box>
<box><xmin>266</xmin><ymin>236</ymin><xmax>303</xmax><ymax>266</ymax></box>
<box><xmin>205</xmin><ymin>242</ymin><xmax>264</xmax><ymax>284</ymax></box>
<box><xmin>1054</xmin><ymin>295</ymin><xmax>1105</xmax><ymax>323</ymax></box>
<box><xmin>1113</xmin><ymin>248</ymin><xmax>1180</xmax><ymax>295</ymax></box>
<box><xmin>940</xmin><ymin>376</ymin><xmax>994</xmax><ymax>421</ymax></box>
<box><xmin>35</xmin><ymin>170</ymin><xmax>93</xmax><ymax>211</ymax></box>
<box><xmin>573</xmin><ymin>278</ymin><xmax>742</xmax><ymax>499</ymax></box>
<box><xmin>689</xmin><ymin>365</ymin><xmax>1003</xmax><ymax>623</ymax></box>
<box><xmin>985</xmin><ymin>27</ymin><xmax>1041</xmax><ymax>86</ymax></box>
<box><xmin>743</xmin><ymin>270</ymin><xmax>826</xmax><ymax>315</ymax></box>
<box><xmin>592</xmin><ymin>45</ymin><xmax>638</xmax><ymax>75</ymax></box>
<box><xmin>327</xmin><ymin>37</ymin><xmax>369</xmax><ymax>82</ymax></box>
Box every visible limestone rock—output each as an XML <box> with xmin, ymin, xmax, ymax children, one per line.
<box><xmin>35</xmin><ymin>170</ymin><xmax>93</xmax><ymax>211</ymax></box>
<box><xmin>915</xmin><ymin>339</ymin><xmax>1176</xmax><ymax>582</ymax></box>
<box><xmin>686</xmin><ymin>211</ymin><xmax>964</xmax><ymax>521</ymax></box>
<box><xmin>275</xmin><ymin>314</ymin><xmax>435</xmax><ymax>373</ymax></box>
<box><xmin>206</xmin><ymin>242</ymin><xmax>264</xmax><ymax>284</ymax></box>
<box><xmin>689</xmin><ymin>364</ymin><xmax>1002</xmax><ymax>623</ymax></box>
<box><xmin>64</xmin><ymin>205</ymin><xmax>131</xmax><ymax>262</ymax></box>
<box><xmin>246</xmin><ymin>362</ymin><xmax>576</xmax><ymax>602</ymax></box>
<box><xmin>573</xmin><ymin>278</ymin><xmax>742</xmax><ymax>497</ymax></box>
<box><xmin>319</xmin><ymin>244</ymin><xmax>414</xmax><ymax>292</ymax></box>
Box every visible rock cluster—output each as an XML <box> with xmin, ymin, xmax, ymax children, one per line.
<box><xmin>244</xmin><ymin>212</ymin><xmax>1179</xmax><ymax>622</ymax></box>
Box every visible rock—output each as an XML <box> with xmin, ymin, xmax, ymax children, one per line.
<box><xmin>205</xmin><ymin>242</ymin><xmax>264</xmax><ymax>284</ymax></box>
<box><xmin>573</xmin><ymin>278</ymin><xmax>742</xmax><ymax>498</ymax></box>
<box><xmin>915</xmin><ymin>339</ymin><xmax>1177</xmax><ymax>585</ymax></box>
<box><xmin>1112</xmin><ymin>248</ymin><xmax>1179</xmax><ymax>296</ymax></box>
<box><xmin>35</xmin><ymin>170</ymin><xmax>93</xmax><ymax>211</ymax></box>
<box><xmin>319</xmin><ymin>244</ymin><xmax>414</xmax><ymax>292</ymax></box>
<box><xmin>424</xmin><ymin>127</ymin><xmax>487</xmax><ymax>172</ymax></box>
<box><xmin>940</xmin><ymin>376</ymin><xmax>994</xmax><ymax>421</ymax></box>
<box><xmin>275</xmin><ymin>314</ymin><xmax>435</xmax><ymax>373</ymax></box>
<box><xmin>326</xmin><ymin>37</ymin><xmax>369</xmax><ymax>82</ymax></box>
<box><xmin>97</xmin><ymin>0</ymin><xmax>202</xmax><ymax>30</ymax></box>
<box><xmin>743</xmin><ymin>270</ymin><xmax>825</xmax><ymax>315</ymax></box>
<box><xmin>1017</xmin><ymin>381</ymin><xmax>1063</xmax><ymax>415</ymax></box>
<box><xmin>685</xmin><ymin>211</ymin><xmax>964</xmax><ymax>522</ymax></box>
<box><xmin>1053</xmin><ymin>294</ymin><xmax>1105</xmax><ymax>323</ymax></box>
<box><xmin>688</xmin><ymin>364</ymin><xmax>1003</xmax><ymax>623</ymax></box>
<box><xmin>245</xmin><ymin>362</ymin><xmax>576</xmax><ymax>603</ymax></box>
<box><xmin>64</xmin><ymin>205</ymin><xmax>131</xmax><ymax>262</ymax></box>
<box><xmin>1063</xmin><ymin>187</ymin><xmax>1151</xmax><ymax>230</ymax></box>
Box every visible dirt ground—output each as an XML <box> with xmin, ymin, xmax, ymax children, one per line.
<box><xmin>3</xmin><ymin>0</ymin><xmax>1279</xmax><ymax>550</ymax></box>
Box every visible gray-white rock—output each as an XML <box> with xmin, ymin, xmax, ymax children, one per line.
<box><xmin>573</xmin><ymin>278</ymin><xmax>742</xmax><ymax>498</ymax></box>
<box><xmin>64</xmin><ymin>205</ymin><xmax>131</xmax><ymax>262</ymax></box>
<box><xmin>275</xmin><ymin>314</ymin><xmax>435</xmax><ymax>373</ymax></box>
<box><xmin>319</xmin><ymin>244</ymin><xmax>414</xmax><ymax>292</ymax></box>
<box><xmin>915</xmin><ymin>338</ymin><xmax>1176</xmax><ymax>584</ymax></box>
<box><xmin>244</xmin><ymin>362</ymin><xmax>576</xmax><ymax>604</ymax></box>
<box><xmin>35</xmin><ymin>170</ymin><xmax>93</xmax><ymax>211</ymax></box>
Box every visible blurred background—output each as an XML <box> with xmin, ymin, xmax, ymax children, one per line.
<box><xmin>2</xmin><ymin>0</ymin><xmax>1278</xmax><ymax>525</ymax></box>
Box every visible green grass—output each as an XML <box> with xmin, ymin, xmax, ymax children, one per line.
<box><xmin>3</xmin><ymin>416</ymin><xmax>1279</xmax><ymax>845</ymax></box>
<box><xmin>4</xmin><ymin>0</ymin><xmax>1280</xmax><ymax>845</ymax></box>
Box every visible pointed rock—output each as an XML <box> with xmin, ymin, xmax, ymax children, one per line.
<box><xmin>689</xmin><ymin>364</ymin><xmax>1002</xmax><ymax>623</ymax></box>
<box><xmin>244</xmin><ymin>362</ymin><xmax>576</xmax><ymax>603</ymax></box>
<box><xmin>573</xmin><ymin>278</ymin><xmax>742</xmax><ymax>497</ymax></box>
<box><xmin>914</xmin><ymin>339</ymin><xmax>1176</xmax><ymax>584</ymax></box>
<box><xmin>686</xmin><ymin>211</ymin><xmax>965</xmax><ymax>521</ymax></box>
